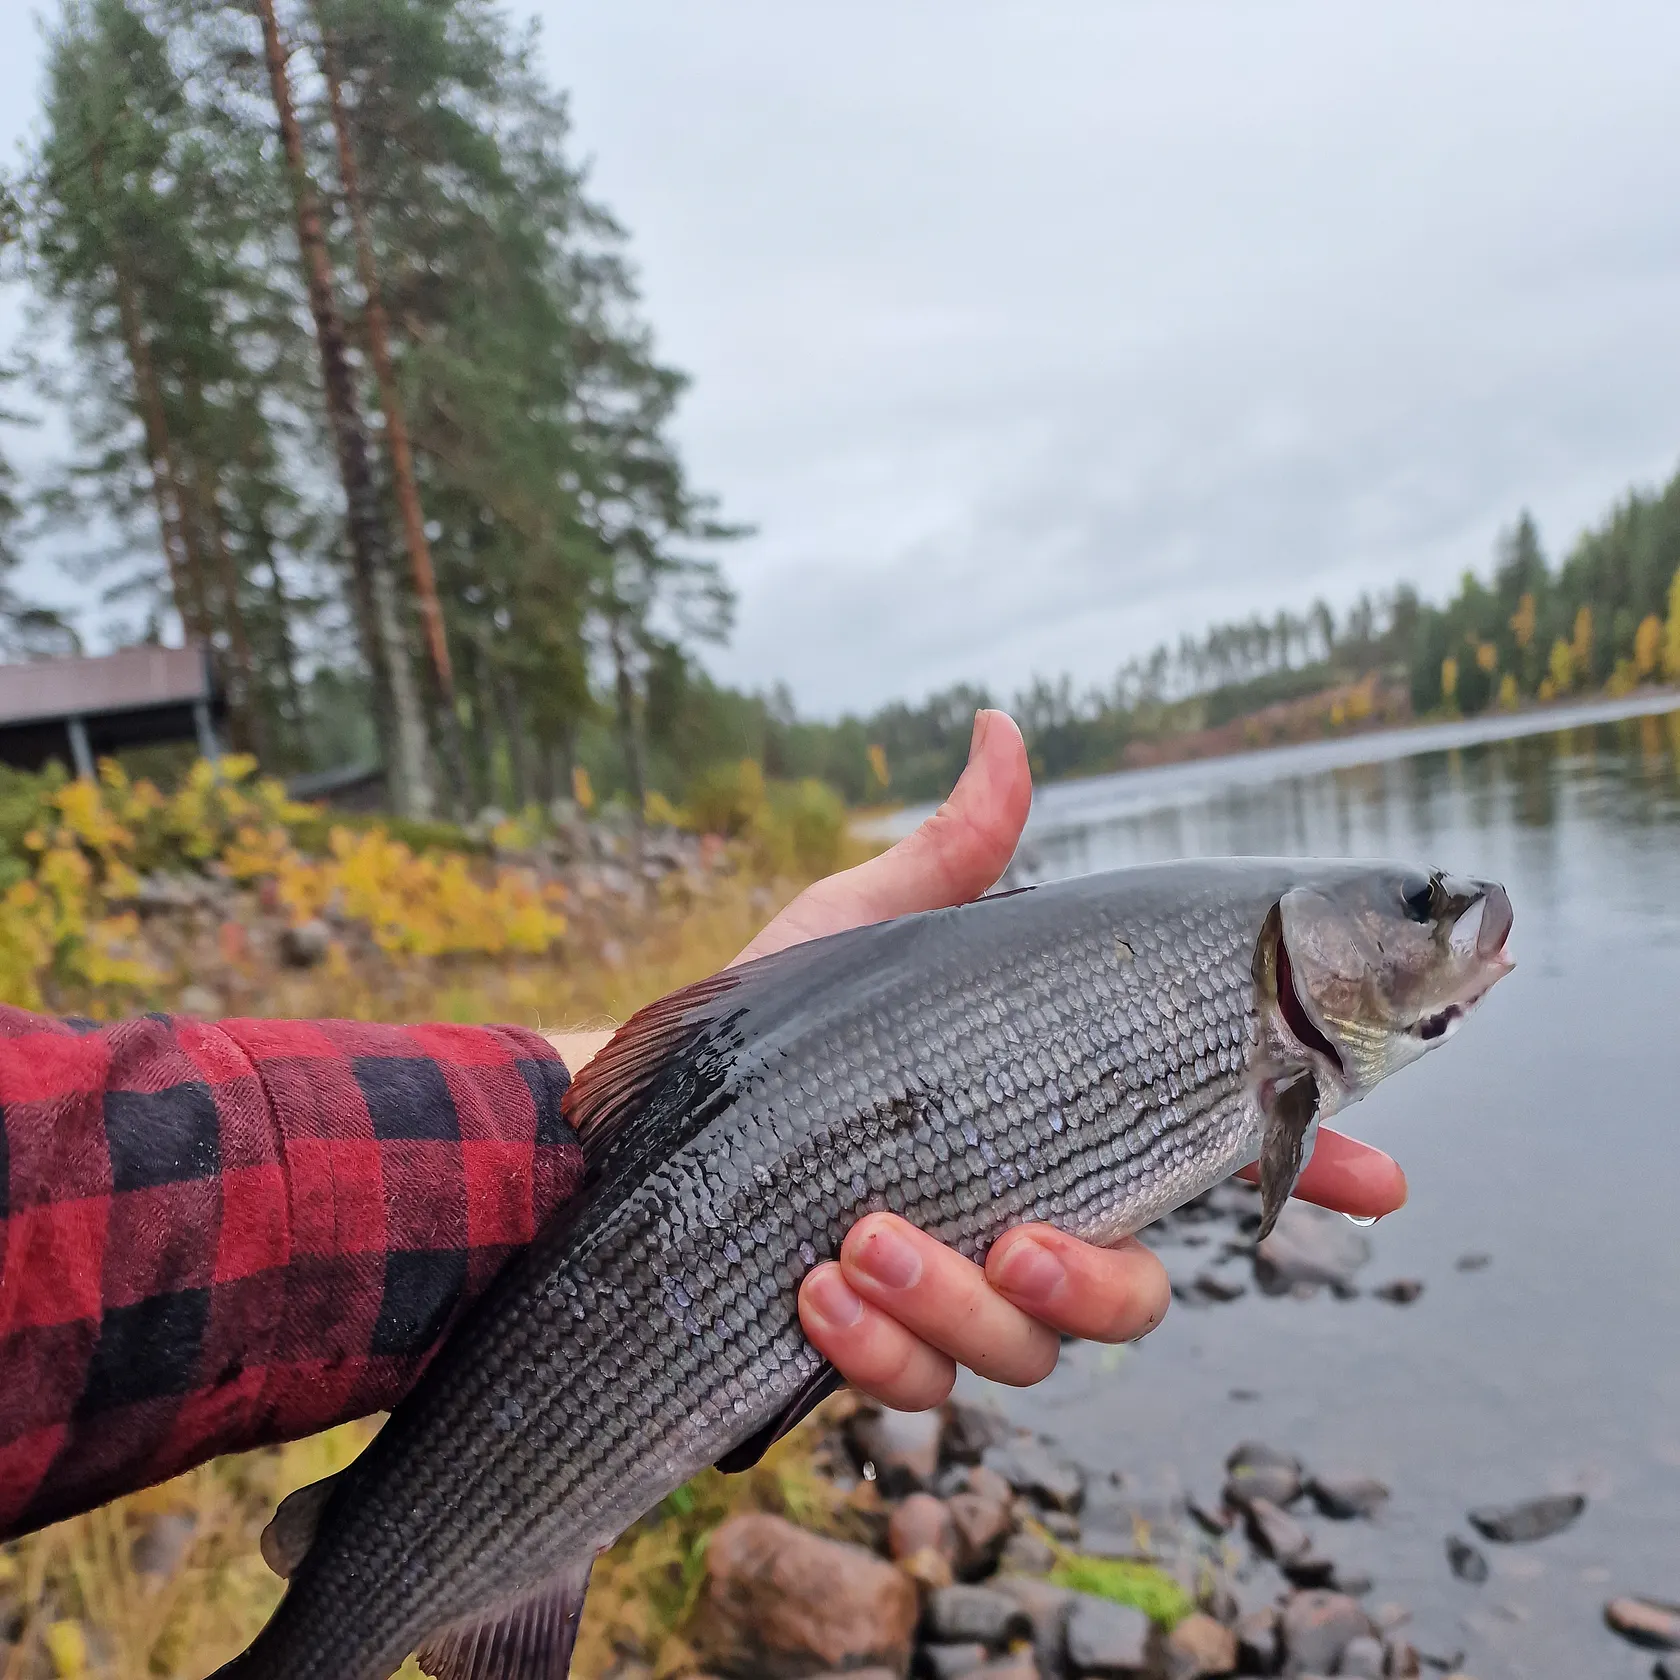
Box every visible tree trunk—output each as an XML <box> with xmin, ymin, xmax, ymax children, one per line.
<box><xmin>316</xmin><ymin>20</ymin><xmax>467</xmax><ymax>814</ymax></box>
<box><xmin>498</xmin><ymin>670</ymin><xmax>533</xmax><ymax>810</ymax></box>
<box><xmin>469</xmin><ymin>631</ymin><xmax>498</xmax><ymax>812</ymax></box>
<box><xmin>252</xmin><ymin>0</ymin><xmax>434</xmax><ymax>816</ymax></box>
<box><xmin>609</xmin><ymin>613</ymin><xmax>646</xmax><ymax>830</ymax></box>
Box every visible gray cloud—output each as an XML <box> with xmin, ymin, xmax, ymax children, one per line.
<box><xmin>6</xmin><ymin>0</ymin><xmax>1680</xmax><ymax>710</ymax></box>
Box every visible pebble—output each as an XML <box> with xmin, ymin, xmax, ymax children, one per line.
<box><xmin>923</xmin><ymin>1585</ymin><xmax>1033</xmax><ymax>1648</ymax></box>
<box><xmin>1603</xmin><ymin>1596</ymin><xmax>1680</xmax><ymax>1649</ymax></box>
<box><xmin>1371</xmin><ymin>1278</ymin><xmax>1422</xmax><ymax>1304</ymax></box>
<box><xmin>973</xmin><ymin>1652</ymin><xmax>1039</xmax><ymax>1680</ymax></box>
<box><xmin>1244</xmin><ymin>1497</ymin><xmax>1312</xmax><ymax>1562</ymax></box>
<box><xmin>1235</xmin><ymin>1607</ymin><xmax>1280</xmax><ymax>1675</ymax></box>
<box><xmin>1254</xmin><ymin>1203</ymin><xmax>1372</xmax><ymax>1296</ymax></box>
<box><xmin>1224</xmin><ymin>1465</ymin><xmax>1302</xmax><ymax>1510</ymax></box>
<box><xmin>948</xmin><ymin>1491</ymin><xmax>1014</xmax><ymax>1578</ymax></box>
<box><xmin>1164</xmin><ymin>1612</ymin><xmax>1238</xmax><ymax>1678</ymax></box>
<box><xmin>924</xmin><ymin>1643</ymin><xmax>991</xmax><ymax>1680</ymax></box>
<box><xmin>1455</xmin><ymin>1252</ymin><xmax>1492</xmax><ymax>1271</ymax></box>
<box><xmin>993</xmin><ymin>1577</ymin><xmax>1076</xmax><ymax>1680</ymax></box>
<box><xmin>996</xmin><ymin>1532</ymin><xmax>1058</xmax><ymax>1577</ymax></box>
<box><xmin>1445</xmin><ymin>1536</ymin><xmax>1489</xmax><ymax>1584</ymax></box>
<box><xmin>1654</xmin><ymin>1659</ymin><xmax>1679</xmax><ymax>1680</ymax></box>
<box><xmin>888</xmin><ymin>1493</ymin><xmax>957</xmax><ymax>1567</ymax></box>
<box><xmin>1337</xmin><ymin>1636</ymin><xmax>1385</xmax><ymax>1678</ymax></box>
<box><xmin>1278</xmin><ymin>1591</ymin><xmax>1372</xmax><ymax>1677</ymax></box>
<box><xmin>1193</xmin><ymin>1273</ymin><xmax>1248</xmax><ymax>1303</ymax></box>
<box><xmin>1064</xmin><ymin>1594</ymin><xmax>1155</xmax><ymax>1677</ymax></box>
<box><xmin>1306</xmin><ymin>1476</ymin><xmax>1390</xmax><ymax>1520</ymax></box>
<box><xmin>982</xmin><ymin>1439</ymin><xmax>1086</xmax><ymax>1513</ymax></box>
<box><xmin>1466</xmin><ymin>1493</ymin><xmax>1585</xmax><ymax>1543</ymax></box>
<box><xmin>945</xmin><ymin>1398</ymin><xmax>1016</xmax><ymax>1465</ymax></box>
<box><xmin>1382</xmin><ymin>1636</ymin><xmax>1422</xmax><ymax>1676</ymax></box>
<box><xmin>850</xmin><ymin>1406</ymin><xmax>944</xmax><ymax>1495</ymax></box>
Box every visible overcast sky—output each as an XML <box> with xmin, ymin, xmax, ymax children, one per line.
<box><xmin>4</xmin><ymin>0</ymin><xmax>1680</xmax><ymax>715</ymax></box>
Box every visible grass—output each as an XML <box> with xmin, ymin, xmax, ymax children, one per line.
<box><xmin>1047</xmin><ymin>1551</ymin><xmax>1195</xmax><ymax>1629</ymax></box>
<box><xmin>0</xmin><ymin>829</ymin><xmax>883</xmax><ymax>1678</ymax></box>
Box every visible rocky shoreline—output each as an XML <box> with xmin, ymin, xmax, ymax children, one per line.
<box><xmin>624</xmin><ymin>1177</ymin><xmax>1676</xmax><ymax>1680</ymax></box>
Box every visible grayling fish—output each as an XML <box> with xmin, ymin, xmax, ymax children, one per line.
<box><xmin>211</xmin><ymin>858</ymin><xmax>1513</xmax><ymax>1680</ymax></box>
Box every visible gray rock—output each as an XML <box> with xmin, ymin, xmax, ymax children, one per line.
<box><xmin>1224</xmin><ymin>1465</ymin><xmax>1302</xmax><ymax>1510</ymax></box>
<box><xmin>924</xmin><ymin>1643</ymin><xmax>991</xmax><ymax>1680</ymax></box>
<box><xmin>1226</xmin><ymin>1441</ymin><xmax>1304</xmax><ymax>1481</ymax></box>
<box><xmin>983</xmin><ymin>1439</ymin><xmax>1086</xmax><ymax>1512</ymax></box>
<box><xmin>997</xmin><ymin>1530</ymin><xmax>1058</xmax><ymax>1578</ymax></box>
<box><xmin>1466</xmin><ymin>1493</ymin><xmax>1585</xmax><ymax>1543</ymax></box>
<box><xmin>1654</xmin><ymin>1658</ymin><xmax>1679</xmax><ymax>1680</ymax></box>
<box><xmin>924</xmin><ymin>1586</ymin><xmax>1033</xmax><ymax>1648</ymax></box>
<box><xmin>1064</xmin><ymin>1594</ymin><xmax>1155</xmax><ymax>1677</ymax></box>
<box><xmin>850</xmin><ymin>1406</ymin><xmax>944</xmax><ymax>1495</ymax></box>
<box><xmin>948</xmin><ymin>1488</ymin><xmax>1014</xmax><ymax>1577</ymax></box>
<box><xmin>1337</xmin><ymin>1636</ymin><xmax>1385</xmax><ymax>1678</ymax></box>
<box><xmin>1254</xmin><ymin>1204</ymin><xmax>1372</xmax><ymax>1296</ymax></box>
<box><xmin>993</xmin><ymin>1578</ymin><xmax>1076</xmax><ymax>1680</ymax></box>
<box><xmin>1380</xmin><ymin>1636</ymin><xmax>1420</xmax><ymax>1677</ymax></box>
<box><xmin>1244</xmin><ymin>1498</ymin><xmax>1312</xmax><ymax>1562</ymax></box>
<box><xmin>1454</xmin><ymin>1252</ymin><xmax>1491</xmax><ymax>1272</ymax></box>
<box><xmin>974</xmin><ymin>1653</ymin><xmax>1040</xmax><ymax>1680</ymax></box>
<box><xmin>1307</xmin><ymin>1477</ymin><xmax>1390</xmax><ymax>1520</ymax></box>
<box><xmin>888</xmin><ymin>1493</ymin><xmax>958</xmax><ymax>1567</ymax></box>
<box><xmin>1278</xmin><ymin>1592</ymin><xmax>1371</xmax><ymax>1678</ymax></box>
<box><xmin>1039</xmin><ymin>1510</ymin><xmax>1082</xmax><ymax>1543</ymax></box>
<box><xmin>279</xmin><ymin>917</ymin><xmax>333</xmax><ymax>967</ymax></box>
<box><xmin>1603</xmin><ymin>1596</ymin><xmax>1680</xmax><ymax>1649</ymax></box>
<box><xmin>1280</xmin><ymin>1554</ymin><xmax>1338</xmax><ymax>1590</ymax></box>
<box><xmin>1194</xmin><ymin>1273</ymin><xmax>1248</xmax><ymax>1303</ymax></box>
<box><xmin>1372</xmin><ymin>1279</ymin><xmax>1424</xmax><ymax>1305</ymax></box>
<box><xmin>1236</xmin><ymin>1608</ymin><xmax>1280</xmax><ymax>1675</ymax></box>
<box><xmin>945</xmin><ymin>1398</ymin><xmax>1016</xmax><ymax>1465</ymax></box>
<box><xmin>1444</xmin><ymin>1536</ymin><xmax>1488</xmax><ymax>1584</ymax></box>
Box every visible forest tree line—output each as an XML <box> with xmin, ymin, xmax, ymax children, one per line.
<box><xmin>0</xmin><ymin>0</ymin><xmax>1677</xmax><ymax>816</ymax></box>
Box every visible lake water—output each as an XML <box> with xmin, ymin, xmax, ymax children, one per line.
<box><xmin>941</xmin><ymin>697</ymin><xmax>1680</xmax><ymax>1678</ymax></box>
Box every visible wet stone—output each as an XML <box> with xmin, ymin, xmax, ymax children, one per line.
<box><xmin>983</xmin><ymin>1439</ymin><xmax>1086</xmax><ymax>1512</ymax></box>
<box><xmin>1164</xmin><ymin>1612</ymin><xmax>1238</xmax><ymax>1678</ymax></box>
<box><xmin>1279</xmin><ymin>1554</ymin><xmax>1338</xmax><ymax>1591</ymax></box>
<box><xmin>1444</xmin><ymin>1537</ymin><xmax>1488</xmax><ymax>1584</ymax></box>
<box><xmin>1194</xmin><ymin>1273</ymin><xmax>1248</xmax><ymax>1303</ymax></box>
<box><xmin>1337</xmin><ymin>1636</ymin><xmax>1385</xmax><ymax>1679</ymax></box>
<box><xmin>1235</xmin><ymin>1607</ymin><xmax>1280</xmax><ymax>1675</ymax></box>
<box><xmin>1306</xmin><ymin>1476</ymin><xmax>1389</xmax><ymax>1521</ymax></box>
<box><xmin>1454</xmin><ymin>1252</ymin><xmax>1492</xmax><ymax>1272</ymax></box>
<box><xmin>851</xmin><ymin>1406</ymin><xmax>945</xmax><ymax>1495</ymax></box>
<box><xmin>1278</xmin><ymin>1591</ymin><xmax>1371</xmax><ymax>1678</ymax></box>
<box><xmin>1372</xmin><ymin>1280</ymin><xmax>1424</xmax><ymax>1306</ymax></box>
<box><xmin>945</xmin><ymin>1398</ymin><xmax>1016</xmax><ymax>1465</ymax></box>
<box><xmin>1244</xmin><ymin>1498</ymin><xmax>1312</xmax><ymax>1562</ymax></box>
<box><xmin>948</xmin><ymin>1490</ymin><xmax>1014</xmax><ymax>1577</ymax></box>
<box><xmin>1253</xmin><ymin>1204</ymin><xmax>1371</xmax><ymax>1296</ymax></box>
<box><xmin>924</xmin><ymin>1586</ymin><xmax>1034</xmax><ymax>1648</ymax></box>
<box><xmin>1603</xmin><ymin>1596</ymin><xmax>1680</xmax><ymax>1649</ymax></box>
<box><xmin>1064</xmin><ymin>1594</ymin><xmax>1155</xmax><ymax>1677</ymax></box>
<box><xmin>973</xmin><ymin>1652</ymin><xmax>1039</xmax><ymax>1680</ymax></box>
<box><xmin>1654</xmin><ymin>1658</ymin><xmax>1680</xmax><ymax>1680</ymax></box>
<box><xmin>993</xmin><ymin>1577</ymin><xmax>1076</xmax><ymax>1680</ymax></box>
<box><xmin>997</xmin><ymin>1531</ymin><xmax>1058</xmax><ymax>1577</ymax></box>
<box><xmin>889</xmin><ymin>1493</ymin><xmax>958</xmax><ymax>1566</ymax></box>
<box><xmin>923</xmin><ymin>1643</ymin><xmax>991</xmax><ymax>1680</ymax></box>
<box><xmin>1466</xmin><ymin>1493</ymin><xmax>1584</xmax><ymax>1543</ymax></box>
<box><xmin>1223</xmin><ymin>1465</ymin><xmax>1301</xmax><ymax>1510</ymax></box>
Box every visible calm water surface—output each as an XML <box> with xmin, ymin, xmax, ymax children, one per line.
<box><xmin>952</xmin><ymin>701</ymin><xmax>1680</xmax><ymax>1678</ymax></box>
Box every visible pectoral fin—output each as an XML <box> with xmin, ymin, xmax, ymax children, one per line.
<box><xmin>1257</xmin><ymin>1071</ymin><xmax>1320</xmax><ymax>1242</ymax></box>
<box><xmin>261</xmin><ymin>1470</ymin><xmax>345</xmax><ymax>1579</ymax></box>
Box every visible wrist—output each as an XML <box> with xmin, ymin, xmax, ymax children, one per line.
<box><xmin>541</xmin><ymin>1028</ymin><xmax>615</xmax><ymax>1074</ymax></box>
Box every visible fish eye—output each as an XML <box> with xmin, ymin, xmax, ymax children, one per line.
<box><xmin>1400</xmin><ymin>872</ymin><xmax>1436</xmax><ymax>922</ymax></box>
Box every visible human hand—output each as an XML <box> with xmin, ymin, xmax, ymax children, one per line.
<box><xmin>554</xmin><ymin>711</ymin><xmax>1407</xmax><ymax>1412</ymax></box>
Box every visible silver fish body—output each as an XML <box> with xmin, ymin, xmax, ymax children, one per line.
<box><xmin>214</xmin><ymin>858</ymin><xmax>1512</xmax><ymax>1680</ymax></box>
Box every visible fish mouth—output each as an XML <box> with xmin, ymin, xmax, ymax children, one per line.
<box><xmin>1414</xmin><ymin>882</ymin><xmax>1515</xmax><ymax>1043</ymax></box>
<box><xmin>1274</xmin><ymin>923</ymin><xmax>1347</xmax><ymax>1081</ymax></box>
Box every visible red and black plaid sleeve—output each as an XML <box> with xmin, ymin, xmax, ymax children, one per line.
<box><xmin>0</xmin><ymin>1005</ymin><xmax>583</xmax><ymax>1541</ymax></box>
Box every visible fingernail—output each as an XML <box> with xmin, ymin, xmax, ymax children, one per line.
<box><xmin>853</xmin><ymin>1224</ymin><xmax>922</xmax><ymax>1291</ymax></box>
<box><xmin>969</xmin><ymin>708</ymin><xmax>992</xmax><ymax>761</ymax></box>
<box><xmin>804</xmin><ymin>1267</ymin><xmax>864</xmax><ymax>1328</ymax></box>
<box><xmin>993</xmin><ymin>1236</ymin><xmax>1065</xmax><ymax>1307</ymax></box>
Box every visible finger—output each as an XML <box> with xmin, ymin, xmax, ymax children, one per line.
<box><xmin>987</xmin><ymin>1227</ymin><xmax>1171</xmax><ymax>1343</ymax></box>
<box><xmin>837</xmin><ymin>1213</ymin><xmax>1061</xmax><ymax>1388</ymax></box>
<box><xmin>799</xmin><ymin>1262</ymin><xmax>957</xmax><ymax>1412</ymax></box>
<box><xmin>732</xmin><ymin>708</ymin><xmax>1032</xmax><ymax>964</ymax></box>
<box><xmin>1237</xmin><ymin>1128</ymin><xmax>1408</xmax><ymax>1219</ymax></box>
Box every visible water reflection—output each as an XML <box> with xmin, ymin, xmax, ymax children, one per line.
<box><xmin>980</xmin><ymin>705</ymin><xmax>1680</xmax><ymax>1680</ymax></box>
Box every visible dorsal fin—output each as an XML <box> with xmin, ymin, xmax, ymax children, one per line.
<box><xmin>561</xmin><ymin>966</ymin><xmax>748</xmax><ymax>1164</ymax></box>
<box><xmin>416</xmin><ymin>1557</ymin><xmax>592</xmax><ymax>1680</ymax></box>
<box><xmin>260</xmin><ymin>1471</ymin><xmax>344</xmax><ymax>1579</ymax></box>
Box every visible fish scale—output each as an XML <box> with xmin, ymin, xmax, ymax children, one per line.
<box><xmin>215</xmin><ymin>858</ymin><xmax>1507</xmax><ymax>1680</ymax></box>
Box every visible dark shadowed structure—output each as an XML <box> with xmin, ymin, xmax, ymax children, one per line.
<box><xmin>0</xmin><ymin>644</ymin><xmax>224</xmax><ymax>775</ymax></box>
